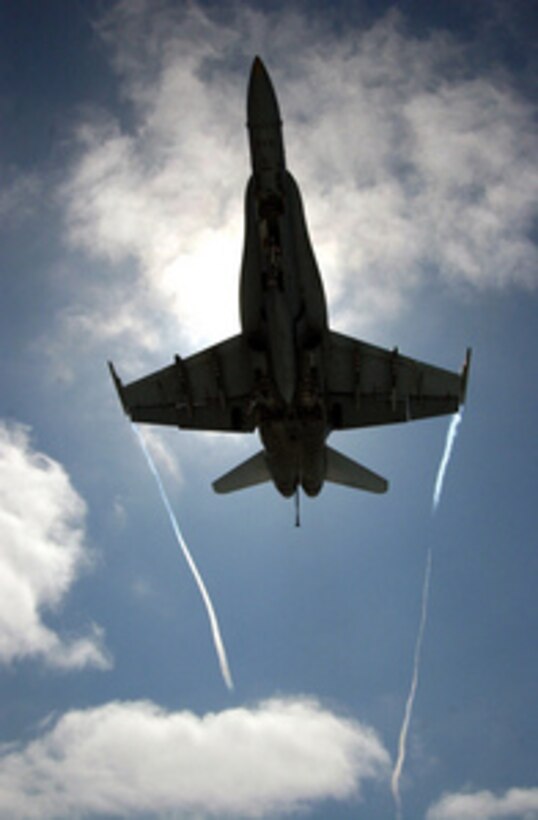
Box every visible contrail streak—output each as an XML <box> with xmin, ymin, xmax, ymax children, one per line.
<box><xmin>391</xmin><ymin>409</ymin><xmax>463</xmax><ymax>818</ymax></box>
<box><xmin>433</xmin><ymin>409</ymin><xmax>463</xmax><ymax>512</ymax></box>
<box><xmin>132</xmin><ymin>425</ymin><xmax>234</xmax><ymax>691</ymax></box>
<box><xmin>390</xmin><ymin>545</ymin><xmax>432</xmax><ymax>820</ymax></box>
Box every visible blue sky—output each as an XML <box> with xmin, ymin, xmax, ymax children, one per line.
<box><xmin>0</xmin><ymin>1</ymin><xmax>537</xmax><ymax>818</ymax></box>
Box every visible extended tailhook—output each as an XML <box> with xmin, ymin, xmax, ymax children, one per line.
<box><xmin>294</xmin><ymin>487</ymin><xmax>301</xmax><ymax>527</ymax></box>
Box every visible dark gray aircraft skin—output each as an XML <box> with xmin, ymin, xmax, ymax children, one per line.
<box><xmin>110</xmin><ymin>57</ymin><xmax>471</xmax><ymax>500</ymax></box>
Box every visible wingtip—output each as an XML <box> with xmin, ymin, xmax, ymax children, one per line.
<box><xmin>108</xmin><ymin>360</ymin><xmax>128</xmax><ymax>415</ymax></box>
<box><xmin>460</xmin><ymin>347</ymin><xmax>472</xmax><ymax>405</ymax></box>
<box><xmin>212</xmin><ymin>476</ymin><xmax>225</xmax><ymax>494</ymax></box>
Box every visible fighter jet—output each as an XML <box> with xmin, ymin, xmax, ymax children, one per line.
<box><xmin>109</xmin><ymin>56</ymin><xmax>471</xmax><ymax>505</ymax></box>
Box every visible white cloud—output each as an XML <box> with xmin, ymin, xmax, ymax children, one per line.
<box><xmin>427</xmin><ymin>786</ymin><xmax>538</xmax><ymax>819</ymax></box>
<box><xmin>57</xmin><ymin>2</ymin><xmax>537</xmax><ymax>360</ymax></box>
<box><xmin>0</xmin><ymin>421</ymin><xmax>110</xmax><ymax>669</ymax></box>
<box><xmin>0</xmin><ymin>697</ymin><xmax>390</xmax><ymax>819</ymax></box>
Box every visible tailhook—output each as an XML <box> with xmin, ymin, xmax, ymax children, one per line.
<box><xmin>294</xmin><ymin>488</ymin><xmax>301</xmax><ymax>528</ymax></box>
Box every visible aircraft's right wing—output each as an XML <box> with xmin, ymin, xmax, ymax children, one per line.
<box><xmin>325</xmin><ymin>331</ymin><xmax>471</xmax><ymax>430</ymax></box>
<box><xmin>109</xmin><ymin>334</ymin><xmax>256</xmax><ymax>433</ymax></box>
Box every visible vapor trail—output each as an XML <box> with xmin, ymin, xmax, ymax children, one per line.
<box><xmin>132</xmin><ymin>425</ymin><xmax>234</xmax><ymax>691</ymax></box>
<box><xmin>432</xmin><ymin>409</ymin><xmax>463</xmax><ymax>512</ymax></box>
<box><xmin>390</xmin><ymin>545</ymin><xmax>432</xmax><ymax>820</ymax></box>
<box><xmin>391</xmin><ymin>409</ymin><xmax>463</xmax><ymax>818</ymax></box>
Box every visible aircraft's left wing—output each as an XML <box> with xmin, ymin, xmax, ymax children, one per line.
<box><xmin>325</xmin><ymin>331</ymin><xmax>471</xmax><ymax>430</ymax></box>
<box><xmin>109</xmin><ymin>334</ymin><xmax>256</xmax><ymax>433</ymax></box>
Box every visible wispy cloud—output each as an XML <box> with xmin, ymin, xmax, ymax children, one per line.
<box><xmin>0</xmin><ymin>169</ymin><xmax>42</xmax><ymax>227</ymax></box>
<box><xmin>0</xmin><ymin>420</ymin><xmax>110</xmax><ymax>670</ymax></box>
<box><xmin>427</xmin><ymin>786</ymin><xmax>538</xmax><ymax>819</ymax></box>
<box><xmin>56</xmin><ymin>2</ymin><xmax>536</xmax><ymax>362</ymax></box>
<box><xmin>0</xmin><ymin>697</ymin><xmax>390</xmax><ymax>818</ymax></box>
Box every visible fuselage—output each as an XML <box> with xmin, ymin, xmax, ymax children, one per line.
<box><xmin>240</xmin><ymin>57</ymin><xmax>329</xmax><ymax>497</ymax></box>
<box><xmin>109</xmin><ymin>57</ymin><xmax>468</xmax><ymax>504</ymax></box>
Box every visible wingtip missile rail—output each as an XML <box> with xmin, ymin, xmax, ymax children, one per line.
<box><xmin>108</xmin><ymin>361</ymin><xmax>129</xmax><ymax>416</ymax></box>
<box><xmin>460</xmin><ymin>348</ymin><xmax>472</xmax><ymax>405</ymax></box>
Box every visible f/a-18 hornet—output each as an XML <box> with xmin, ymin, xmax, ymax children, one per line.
<box><xmin>110</xmin><ymin>57</ymin><xmax>471</xmax><ymax>506</ymax></box>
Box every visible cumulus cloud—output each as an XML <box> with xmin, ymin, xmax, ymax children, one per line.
<box><xmin>0</xmin><ymin>420</ymin><xmax>110</xmax><ymax>669</ymax></box>
<box><xmin>427</xmin><ymin>786</ymin><xmax>538</xmax><ymax>819</ymax></box>
<box><xmin>57</xmin><ymin>1</ymin><xmax>537</xmax><ymax>361</ymax></box>
<box><xmin>0</xmin><ymin>697</ymin><xmax>390</xmax><ymax>818</ymax></box>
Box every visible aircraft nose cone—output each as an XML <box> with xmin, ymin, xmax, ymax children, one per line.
<box><xmin>251</xmin><ymin>55</ymin><xmax>265</xmax><ymax>76</ymax></box>
<box><xmin>247</xmin><ymin>55</ymin><xmax>281</xmax><ymax>127</ymax></box>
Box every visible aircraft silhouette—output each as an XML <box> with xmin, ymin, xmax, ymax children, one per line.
<box><xmin>110</xmin><ymin>57</ymin><xmax>470</xmax><ymax>509</ymax></box>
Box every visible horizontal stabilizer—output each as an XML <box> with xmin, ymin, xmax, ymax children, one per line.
<box><xmin>325</xmin><ymin>446</ymin><xmax>388</xmax><ymax>493</ymax></box>
<box><xmin>213</xmin><ymin>451</ymin><xmax>272</xmax><ymax>494</ymax></box>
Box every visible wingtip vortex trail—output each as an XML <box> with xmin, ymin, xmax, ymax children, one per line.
<box><xmin>132</xmin><ymin>424</ymin><xmax>234</xmax><ymax>692</ymax></box>
<box><xmin>432</xmin><ymin>409</ymin><xmax>463</xmax><ymax>513</ymax></box>
<box><xmin>392</xmin><ymin>409</ymin><xmax>465</xmax><ymax>818</ymax></box>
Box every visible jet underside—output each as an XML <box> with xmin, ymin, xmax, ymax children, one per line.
<box><xmin>109</xmin><ymin>57</ymin><xmax>471</xmax><ymax>500</ymax></box>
